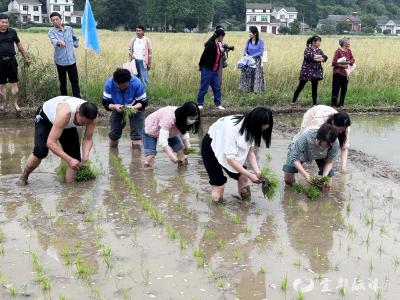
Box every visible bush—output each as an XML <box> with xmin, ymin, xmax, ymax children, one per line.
<box><xmin>383</xmin><ymin>29</ymin><xmax>391</xmax><ymax>35</ymax></box>
<box><xmin>278</xmin><ymin>25</ymin><xmax>290</xmax><ymax>35</ymax></box>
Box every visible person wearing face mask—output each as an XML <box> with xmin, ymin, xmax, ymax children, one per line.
<box><xmin>143</xmin><ymin>102</ymin><xmax>201</xmax><ymax>168</ymax></box>
<box><xmin>301</xmin><ymin>105</ymin><xmax>351</xmax><ymax>173</ymax></box>
<box><xmin>283</xmin><ymin>123</ymin><xmax>339</xmax><ymax>187</ymax></box>
<box><xmin>201</xmin><ymin>107</ymin><xmax>274</xmax><ymax>203</ymax></box>
<box><xmin>102</xmin><ymin>68</ymin><xmax>148</xmax><ymax>149</ymax></box>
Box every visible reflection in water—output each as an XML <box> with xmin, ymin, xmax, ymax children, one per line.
<box><xmin>282</xmin><ymin>185</ymin><xmax>344</xmax><ymax>274</ymax></box>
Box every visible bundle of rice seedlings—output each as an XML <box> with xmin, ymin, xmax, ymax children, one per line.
<box><xmin>259</xmin><ymin>167</ymin><xmax>280</xmax><ymax>200</ymax></box>
<box><xmin>57</xmin><ymin>161</ymin><xmax>98</xmax><ymax>182</ymax></box>
<box><xmin>309</xmin><ymin>176</ymin><xmax>330</xmax><ymax>190</ymax></box>
<box><xmin>123</xmin><ymin>106</ymin><xmax>138</xmax><ymax>123</ymax></box>
<box><xmin>185</xmin><ymin>147</ymin><xmax>199</xmax><ymax>155</ymax></box>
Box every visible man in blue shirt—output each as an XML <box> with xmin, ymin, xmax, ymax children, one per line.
<box><xmin>103</xmin><ymin>68</ymin><xmax>148</xmax><ymax>149</ymax></box>
<box><xmin>48</xmin><ymin>12</ymin><xmax>80</xmax><ymax>98</ymax></box>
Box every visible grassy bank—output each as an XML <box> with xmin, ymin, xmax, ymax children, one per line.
<box><xmin>13</xmin><ymin>31</ymin><xmax>400</xmax><ymax>108</ymax></box>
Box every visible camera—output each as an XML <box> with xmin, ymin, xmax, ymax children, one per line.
<box><xmin>223</xmin><ymin>44</ymin><xmax>235</xmax><ymax>53</ymax></box>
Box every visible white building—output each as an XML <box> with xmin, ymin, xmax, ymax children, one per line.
<box><xmin>377</xmin><ymin>19</ymin><xmax>400</xmax><ymax>35</ymax></box>
<box><xmin>46</xmin><ymin>0</ymin><xmax>83</xmax><ymax>24</ymax></box>
<box><xmin>245</xmin><ymin>3</ymin><xmax>299</xmax><ymax>34</ymax></box>
<box><xmin>5</xmin><ymin>0</ymin><xmax>43</xmax><ymax>24</ymax></box>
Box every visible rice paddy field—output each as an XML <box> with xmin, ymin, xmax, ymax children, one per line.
<box><xmin>1</xmin><ymin>114</ymin><xmax>400</xmax><ymax>300</ymax></box>
<box><xmin>14</xmin><ymin>30</ymin><xmax>400</xmax><ymax>108</ymax></box>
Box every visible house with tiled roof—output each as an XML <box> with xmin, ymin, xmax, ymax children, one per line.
<box><xmin>2</xmin><ymin>0</ymin><xmax>44</xmax><ymax>23</ymax></box>
<box><xmin>245</xmin><ymin>3</ymin><xmax>299</xmax><ymax>34</ymax></box>
<box><xmin>317</xmin><ymin>13</ymin><xmax>362</xmax><ymax>32</ymax></box>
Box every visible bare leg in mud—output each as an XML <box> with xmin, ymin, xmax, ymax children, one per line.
<box><xmin>18</xmin><ymin>154</ymin><xmax>42</xmax><ymax>185</ymax></box>
<box><xmin>211</xmin><ymin>185</ymin><xmax>224</xmax><ymax>203</ymax></box>
<box><xmin>19</xmin><ymin>154</ymin><xmax>76</xmax><ymax>185</ymax></box>
<box><xmin>10</xmin><ymin>83</ymin><xmax>21</xmax><ymax>112</ymax></box>
<box><xmin>284</xmin><ymin>172</ymin><xmax>296</xmax><ymax>185</ymax></box>
<box><xmin>238</xmin><ymin>175</ymin><xmax>251</xmax><ymax>200</ymax></box>
<box><xmin>109</xmin><ymin>139</ymin><xmax>118</xmax><ymax>148</ymax></box>
<box><xmin>144</xmin><ymin>155</ymin><xmax>155</xmax><ymax>168</ymax></box>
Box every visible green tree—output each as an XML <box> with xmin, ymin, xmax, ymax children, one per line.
<box><xmin>290</xmin><ymin>19</ymin><xmax>301</xmax><ymax>34</ymax></box>
<box><xmin>278</xmin><ymin>25</ymin><xmax>290</xmax><ymax>35</ymax></box>
<box><xmin>336</xmin><ymin>22</ymin><xmax>350</xmax><ymax>34</ymax></box>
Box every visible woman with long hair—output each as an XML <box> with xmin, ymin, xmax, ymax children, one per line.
<box><xmin>238</xmin><ymin>26</ymin><xmax>265</xmax><ymax>93</ymax></box>
<box><xmin>143</xmin><ymin>102</ymin><xmax>200</xmax><ymax>168</ymax></box>
<box><xmin>301</xmin><ymin>105</ymin><xmax>351</xmax><ymax>173</ymax></box>
<box><xmin>292</xmin><ymin>35</ymin><xmax>328</xmax><ymax>107</ymax></box>
<box><xmin>201</xmin><ymin>107</ymin><xmax>273</xmax><ymax>203</ymax></box>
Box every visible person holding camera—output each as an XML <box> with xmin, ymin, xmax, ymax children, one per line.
<box><xmin>239</xmin><ymin>26</ymin><xmax>265</xmax><ymax>93</ymax></box>
<box><xmin>197</xmin><ymin>28</ymin><xmax>226</xmax><ymax>110</ymax></box>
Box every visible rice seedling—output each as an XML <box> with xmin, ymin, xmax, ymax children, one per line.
<box><xmin>314</xmin><ymin>247</ymin><xmax>321</xmax><ymax>260</ymax></box>
<box><xmin>62</xmin><ymin>248</ymin><xmax>74</xmax><ymax>265</ymax></box>
<box><xmin>75</xmin><ymin>256</ymin><xmax>93</xmax><ymax>281</ymax></box>
<box><xmin>166</xmin><ymin>224</ymin><xmax>178</xmax><ymax>240</ymax></box>
<box><xmin>280</xmin><ymin>275</ymin><xmax>288</xmax><ymax>291</ymax></box>
<box><xmin>0</xmin><ymin>228</ymin><xmax>4</xmax><ymax>243</ymax></box>
<box><xmin>205</xmin><ymin>229</ymin><xmax>216</xmax><ymax>239</ymax></box>
<box><xmin>379</xmin><ymin>225</ymin><xmax>387</xmax><ymax>236</ymax></box>
<box><xmin>338</xmin><ymin>285</ymin><xmax>346</xmax><ymax>297</ymax></box>
<box><xmin>346</xmin><ymin>203</ymin><xmax>351</xmax><ymax>215</ymax></box>
<box><xmin>265</xmin><ymin>153</ymin><xmax>272</xmax><ymax>162</ymax></box>
<box><xmin>179</xmin><ymin>239</ymin><xmax>188</xmax><ymax>250</ymax></box>
<box><xmin>375</xmin><ymin>288</ymin><xmax>382</xmax><ymax>300</ymax></box>
<box><xmin>255</xmin><ymin>235</ymin><xmax>263</xmax><ymax>243</ymax></box>
<box><xmin>347</xmin><ymin>223</ymin><xmax>357</xmax><ymax>238</ymax></box>
<box><xmin>23</xmin><ymin>212</ymin><xmax>31</xmax><ymax>223</ymax></box>
<box><xmin>123</xmin><ymin>106</ymin><xmax>138</xmax><ymax>124</ymax></box>
<box><xmin>314</xmin><ymin>272</ymin><xmax>323</xmax><ymax>281</ymax></box>
<box><xmin>57</xmin><ymin>160</ymin><xmax>99</xmax><ymax>182</ymax></box>
<box><xmin>185</xmin><ymin>147</ymin><xmax>199</xmax><ymax>155</ymax></box>
<box><xmin>233</xmin><ymin>250</ymin><xmax>242</xmax><ymax>261</ymax></box>
<box><xmin>255</xmin><ymin>208</ymin><xmax>262</xmax><ymax>216</ymax></box>
<box><xmin>243</xmin><ymin>225</ymin><xmax>252</xmax><ymax>234</ymax></box>
<box><xmin>309</xmin><ymin>176</ymin><xmax>330</xmax><ymax>189</ymax></box>
<box><xmin>8</xmin><ymin>285</ymin><xmax>17</xmax><ymax>297</ymax></box>
<box><xmin>59</xmin><ymin>295</ymin><xmax>68</xmax><ymax>300</ymax></box>
<box><xmin>259</xmin><ymin>167</ymin><xmax>280</xmax><ymax>200</ymax></box>
<box><xmin>377</xmin><ymin>243</ymin><xmax>384</xmax><ymax>255</ymax></box>
<box><xmin>196</xmin><ymin>257</ymin><xmax>205</xmax><ymax>268</ymax></box>
<box><xmin>259</xmin><ymin>266</ymin><xmax>265</xmax><ymax>274</ymax></box>
<box><xmin>216</xmin><ymin>278</ymin><xmax>225</xmax><ymax>288</ymax></box>
<box><xmin>392</xmin><ymin>255</ymin><xmax>400</xmax><ymax>270</ymax></box>
<box><xmin>293</xmin><ymin>258</ymin><xmax>301</xmax><ymax>269</ymax></box>
<box><xmin>122</xmin><ymin>288</ymin><xmax>131</xmax><ymax>300</ymax></box>
<box><xmin>306</xmin><ymin>185</ymin><xmax>321</xmax><ymax>201</ymax></box>
<box><xmin>217</xmin><ymin>239</ymin><xmax>226</xmax><ymax>251</ymax></box>
<box><xmin>30</xmin><ymin>251</ymin><xmax>51</xmax><ymax>291</ymax></box>
<box><xmin>0</xmin><ymin>244</ymin><xmax>4</xmax><ymax>255</ymax></box>
<box><xmin>296</xmin><ymin>289</ymin><xmax>305</xmax><ymax>300</ymax></box>
<box><xmin>193</xmin><ymin>247</ymin><xmax>204</xmax><ymax>258</ymax></box>
<box><xmin>362</xmin><ymin>233</ymin><xmax>371</xmax><ymax>248</ymax></box>
<box><xmin>363</xmin><ymin>212</ymin><xmax>374</xmax><ymax>228</ymax></box>
<box><xmin>369</xmin><ymin>258</ymin><xmax>374</xmax><ymax>273</ymax></box>
<box><xmin>83</xmin><ymin>212</ymin><xmax>95</xmax><ymax>222</ymax></box>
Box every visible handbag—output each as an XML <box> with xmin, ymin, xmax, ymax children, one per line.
<box><xmin>123</xmin><ymin>59</ymin><xmax>138</xmax><ymax>76</ymax></box>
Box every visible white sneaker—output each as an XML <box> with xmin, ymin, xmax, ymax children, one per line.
<box><xmin>216</xmin><ymin>105</ymin><xmax>225</xmax><ymax>110</ymax></box>
<box><xmin>198</xmin><ymin>105</ymin><xmax>203</xmax><ymax>110</ymax></box>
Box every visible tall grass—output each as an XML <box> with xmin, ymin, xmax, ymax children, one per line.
<box><xmin>16</xmin><ymin>31</ymin><xmax>400</xmax><ymax>108</ymax></box>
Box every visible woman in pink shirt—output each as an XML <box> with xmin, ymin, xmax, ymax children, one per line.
<box><xmin>143</xmin><ymin>102</ymin><xmax>200</xmax><ymax>168</ymax></box>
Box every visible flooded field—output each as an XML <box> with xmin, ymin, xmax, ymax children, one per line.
<box><xmin>0</xmin><ymin>116</ymin><xmax>400</xmax><ymax>300</ymax></box>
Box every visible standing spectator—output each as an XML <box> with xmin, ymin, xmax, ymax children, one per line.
<box><xmin>292</xmin><ymin>35</ymin><xmax>327</xmax><ymax>107</ymax></box>
<box><xmin>331</xmin><ymin>37</ymin><xmax>355</xmax><ymax>107</ymax></box>
<box><xmin>128</xmin><ymin>25</ymin><xmax>153</xmax><ymax>89</ymax></box>
<box><xmin>102</xmin><ymin>68</ymin><xmax>148</xmax><ymax>150</ymax></box>
<box><xmin>197</xmin><ymin>28</ymin><xmax>226</xmax><ymax>110</ymax></box>
<box><xmin>238</xmin><ymin>26</ymin><xmax>265</xmax><ymax>93</ymax></box>
<box><xmin>48</xmin><ymin>12</ymin><xmax>81</xmax><ymax>98</ymax></box>
<box><xmin>0</xmin><ymin>14</ymin><xmax>30</xmax><ymax>112</ymax></box>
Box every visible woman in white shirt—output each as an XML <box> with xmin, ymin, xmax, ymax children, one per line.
<box><xmin>201</xmin><ymin>107</ymin><xmax>273</xmax><ymax>203</ymax></box>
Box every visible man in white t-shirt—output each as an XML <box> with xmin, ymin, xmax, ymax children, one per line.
<box><xmin>128</xmin><ymin>25</ymin><xmax>153</xmax><ymax>88</ymax></box>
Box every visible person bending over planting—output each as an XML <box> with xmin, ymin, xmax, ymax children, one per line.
<box><xmin>18</xmin><ymin>96</ymin><xmax>99</xmax><ymax>184</ymax></box>
<box><xmin>103</xmin><ymin>68</ymin><xmax>148</xmax><ymax>150</ymax></box>
<box><xmin>201</xmin><ymin>107</ymin><xmax>273</xmax><ymax>203</ymax></box>
<box><xmin>301</xmin><ymin>105</ymin><xmax>351</xmax><ymax>173</ymax></box>
<box><xmin>143</xmin><ymin>102</ymin><xmax>200</xmax><ymax>168</ymax></box>
<box><xmin>283</xmin><ymin>123</ymin><xmax>339</xmax><ymax>188</ymax></box>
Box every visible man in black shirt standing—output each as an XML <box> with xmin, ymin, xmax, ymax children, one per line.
<box><xmin>0</xmin><ymin>14</ymin><xmax>30</xmax><ymax>112</ymax></box>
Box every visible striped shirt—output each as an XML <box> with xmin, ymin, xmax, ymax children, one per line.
<box><xmin>287</xmin><ymin>128</ymin><xmax>339</xmax><ymax>165</ymax></box>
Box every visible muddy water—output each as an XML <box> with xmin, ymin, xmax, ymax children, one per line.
<box><xmin>0</xmin><ymin>118</ymin><xmax>400</xmax><ymax>300</ymax></box>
